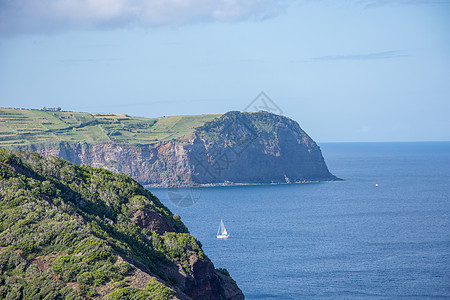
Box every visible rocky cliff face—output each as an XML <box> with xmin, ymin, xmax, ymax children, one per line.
<box><xmin>19</xmin><ymin>111</ymin><xmax>338</xmax><ymax>186</ymax></box>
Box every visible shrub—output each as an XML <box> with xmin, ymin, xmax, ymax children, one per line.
<box><xmin>117</xmin><ymin>261</ymin><xmax>134</xmax><ymax>276</ymax></box>
<box><xmin>146</xmin><ymin>277</ymin><xmax>173</xmax><ymax>300</ymax></box>
<box><xmin>93</xmin><ymin>271</ymin><xmax>106</xmax><ymax>286</ymax></box>
<box><xmin>216</xmin><ymin>268</ymin><xmax>231</xmax><ymax>277</ymax></box>
<box><xmin>77</xmin><ymin>271</ymin><xmax>94</xmax><ymax>285</ymax></box>
<box><xmin>52</xmin><ymin>255</ymin><xmax>86</xmax><ymax>282</ymax></box>
<box><xmin>105</xmin><ymin>287</ymin><xmax>135</xmax><ymax>300</ymax></box>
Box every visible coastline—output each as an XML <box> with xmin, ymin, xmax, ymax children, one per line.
<box><xmin>144</xmin><ymin>177</ymin><xmax>343</xmax><ymax>189</ymax></box>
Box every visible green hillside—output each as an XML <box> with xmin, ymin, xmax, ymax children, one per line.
<box><xmin>0</xmin><ymin>108</ymin><xmax>221</xmax><ymax>147</ymax></box>
<box><xmin>0</xmin><ymin>148</ymin><xmax>240</xmax><ymax>299</ymax></box>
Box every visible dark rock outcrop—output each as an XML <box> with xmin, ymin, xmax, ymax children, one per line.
<box><xmin>18</xmin><ymin>111</ymin><xmax>338</xmax><ymax>187</ymax></box>
<box><xmin>184</xmin><ymin>255</ymin><xmax>244</xmax><ymax>300</ymax></box>
<box><xmin>131</xmin><ymin>208</ymin><xmax>175</xmax><ymax>234</ymax></box>
<box><xmin>161</xmin><ymin>253</ymin><xmax>244</xmax><ymax>300</ymax></box>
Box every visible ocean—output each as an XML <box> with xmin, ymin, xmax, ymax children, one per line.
<box><xmin>151</xmin><ymin>142</ymin><xmax>450</xmax><ymax>299</ymax></box>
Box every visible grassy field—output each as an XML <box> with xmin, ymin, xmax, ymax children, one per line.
<box><xmin>0</xmin><ymin>108</ymin><xmax>221</xmax><ymax>147</ymax></box>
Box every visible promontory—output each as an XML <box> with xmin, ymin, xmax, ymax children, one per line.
<box><xmin>0</xmin><ymin>108</ymin><xmax>339</xmax><ymax>187</ymax></box>
<box><xmin>0</xmin><ymin>147</ymin><xmax>244</xmax><ymax>299</ymax></box>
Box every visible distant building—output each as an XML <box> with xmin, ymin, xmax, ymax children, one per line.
<box><xmin>42</xmin><ymin>107</ymin><xmax>61</xmax><ymax>112</ymax></box>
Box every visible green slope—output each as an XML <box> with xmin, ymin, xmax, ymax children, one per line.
<box><xmin>0</xmin><ymin>148</ymin><xmax>236</xmax><ymax>299</ymax></box>
<box><xmin>0</xmin><ymin>108</ymin><xmax>222</xmax><ymax>147</ymax></box>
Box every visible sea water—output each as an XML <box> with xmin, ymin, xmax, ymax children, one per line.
<box><xmin>151</xmin><ymin>142</ymin><xmax>450</xmax><ymax>299</ymax></box>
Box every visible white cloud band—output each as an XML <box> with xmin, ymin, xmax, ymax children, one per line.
<box><xmin>0</xmin><ymin>0</ymin><xmax>286</xmax><ymax>35</ymax></box>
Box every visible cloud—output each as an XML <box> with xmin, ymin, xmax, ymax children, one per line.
<box><xmin>311</xmin><ymin>50</ymin><xmax>409</xmax><ymax>62</ymax></box>
<box><xmin>0</xmin><ymin>0</ymin><xmax>286</xmax><ymax>36</ymax></box>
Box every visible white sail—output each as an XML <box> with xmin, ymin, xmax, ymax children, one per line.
<box><xmin>217</xmin><ymin>219</ymin><xmax>229</xmax><ymax>238</ymax></box>
<box><xmin>217</xmin><ymin>219</ymin><xmax>225</xmax><ymax>235</ymax></box>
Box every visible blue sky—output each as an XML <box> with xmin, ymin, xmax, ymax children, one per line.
<box><xmin>1</xmin><ymin>0</ymin><xmax>449</xmax><ymax>142</ymax></box>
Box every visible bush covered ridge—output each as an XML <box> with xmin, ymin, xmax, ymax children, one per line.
<box><xmin>196</xmin><ymin>110</ymin><xmax>316</xmax><ymax>147</ymax></box>
<box><xmin>0</xmin><ymin>148</ymin><xmax>242</xmax><ymax>299</ymax></box>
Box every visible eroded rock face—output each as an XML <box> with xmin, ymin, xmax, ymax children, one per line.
<box><xmin>185</xmin><ymin>255</ymin><xmax>217</xmax><ymax>299</ymax></box>
<box><xmin>215</xmin><ymin>272</ymin><xmax>245</xmax><ymax>300</ymax></box>
<box><xmin>131</xmin><ymin>208</ymin><xmax>175</xmax><ymax>234</ymax></box>
<box><xmin>18</xmin><ymin>111</ymin><xmax>338</xmax><ymax>187</ymax></box>
<box><xmin>168</xmin><ymin>255</ymin><xmax>244</xmax><ymax>300</ymax></box>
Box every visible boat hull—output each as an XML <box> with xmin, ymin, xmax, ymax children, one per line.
<box><xmin>217</xmin><ymin>234</ymin><xmax>230</xmax><ymax>239</ymax></box>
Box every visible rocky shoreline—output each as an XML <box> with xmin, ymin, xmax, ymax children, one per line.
<box><xmin>144</xmin><ymin>179</ymin><xmax>342</xmax><ymax>189</ymax></box>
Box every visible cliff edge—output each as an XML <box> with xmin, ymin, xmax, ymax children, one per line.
<box><xmin>2</xmin><ymin>109</ymin><xmax>338</xmax><ymax>187</ymax></box>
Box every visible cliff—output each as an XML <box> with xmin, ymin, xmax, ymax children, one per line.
<box><xmin>13</xmin><ymin>111</ymin><xmax>338</xmax><ymax>187</ymax></box>
<box><xmin>0</xmin><ymin>148</ymin><xmax>244</xmax><ymax>299</ymax></box>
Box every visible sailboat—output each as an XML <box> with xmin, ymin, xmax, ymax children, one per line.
<box><xmin>217</xmin><ymin>219</ymin><xmax>230</xmax><ymax>239</ymax></box>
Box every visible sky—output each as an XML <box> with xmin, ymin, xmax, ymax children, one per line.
<box><xmin>1</xmin><ymin>0</ymin><xmax>449</xmax><ymax>142</ymax></box>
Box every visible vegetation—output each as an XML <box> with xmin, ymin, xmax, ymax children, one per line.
<box><xmin>0</xmin><ymin>148</ymin><xmax>211</xmax><ymax>299</ymax></box>
<box><xmin>105</xmin><ymin>278</ymin><xmax>173</xmax><ymax>300</ymax></box>
<box><xmin>0</xmin><ymin>108</ymin><xmax>221</xmax><ymax>147</ymax></box>
<box><xmin>196</xmin><ymin>110</ymin><xmax>303</xmax><ymax>146</ymax></box>
<box><xmin>216</xmin><ymin>268</ymin><xmax>231</xmax><ymax>277</ymax></box>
